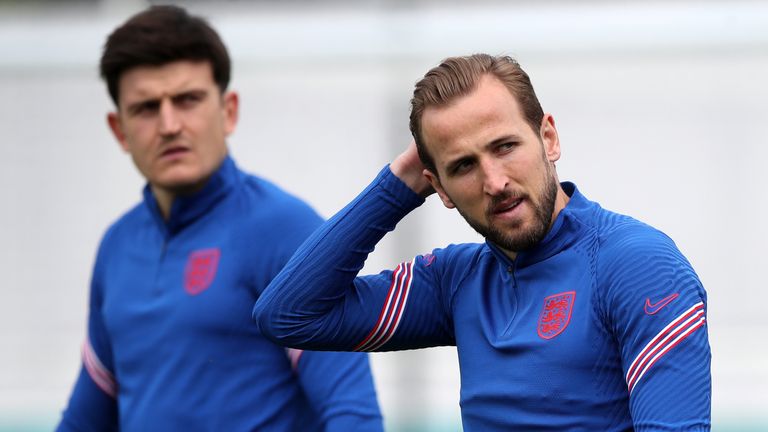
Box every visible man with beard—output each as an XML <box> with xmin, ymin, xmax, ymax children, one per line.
<box><xmin>253</xmin><ymin>54</ymin><xmax>711</xmax><ymax>431</ymax></box>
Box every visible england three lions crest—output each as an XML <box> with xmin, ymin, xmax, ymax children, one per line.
<box><xmin>184</xmin><ymin>248</ymin><xmax>220</xmax><ymax>295</ymax></box>
<box><xmin>537</xmin><ymin>291</ymin><xmax>576</xmax><ymax>340</ymax></box>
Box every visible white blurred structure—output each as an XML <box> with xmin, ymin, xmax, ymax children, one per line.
<box><xmin>1</xmin><ymin>1</ymin><xmax>767</xmax><ymax>430</ymax></box>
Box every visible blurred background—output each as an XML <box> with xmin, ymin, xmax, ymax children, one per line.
<box><xmin>1</xmin><ymin>0</ymin><xmax>767</xmax><ymax>430</ymax></box>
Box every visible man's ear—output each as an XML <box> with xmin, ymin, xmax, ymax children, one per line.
<box><xmin>107</xmin><ymin>112</ymin><xmax>129</xmax><ymax>152</ymax></box>
<box><xmin>424</xmin><ymin>169</ymin><xmax>455</xmax><ymax>209</ymax></box>
<box><xmin>222</xmin><ymin>91</ymin><xmax>239</xmax><ymax>135</ymax></box>
<box><xmin>540</xmin><ymin>113</ymin><xmax>561</xmax><ymax>163</ymax></box>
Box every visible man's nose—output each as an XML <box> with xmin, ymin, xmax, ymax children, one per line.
<box><xmin>158</xmin><ymin>99</ymin><xmax>181</xmax><ymax>136</ymax></box>
<box><xmin>482</xmin><ymin>159</ymin><xmax>508</xmax><ymax>196</ymax></box>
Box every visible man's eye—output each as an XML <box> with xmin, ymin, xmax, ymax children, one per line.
<box><xmin>175</xmin><ymin>93</ymin><xmax>203</xmax><ymax>107</ymax></box>
<box><xmin>452</xmin><ymin>160</ymin><xmax>475</xmax><ymax>175</ymax></box>
<box><xmin>132</xmin><ymin>102</ymin><xmax>159</xmax><ymax>116</ymax></box>
<box><xmin>497</xmin><ymin>142</ymin><xmax>516</xmax><ymax>153</ymax></box>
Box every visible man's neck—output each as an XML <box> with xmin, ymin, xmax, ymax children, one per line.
<box><xmin>151</xmin><ymin>186</ymin><xmax>176</xmax><ymax>221</ymax></box>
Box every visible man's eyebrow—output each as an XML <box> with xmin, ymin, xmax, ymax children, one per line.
<box><xmin>444</xmin><ymin>153</ymin><xmax>475</xmax><ymax>174</ymax></box>
<box><xmin>172</xmin><ymin>89</ymin><xmax>208</xmax><ymax>101</ymax></box>
<box><xmin>484</xmin><ymin>134</ymin><xmax>523</xmax><ymax>149</ymax></box>
<box><xmin>441</xmin><ymin>134</ymin><xmax>525</xmax><ymax>174</ymax></box>
<box><xmin>123</xmin><ymin>88</ymin><xmax>209</xmax><ymax>113</ymax></box>
<box><xmin>124</xmin><ymin>97</ymin><xmax>159</xmax><ymax>114</ymax></box>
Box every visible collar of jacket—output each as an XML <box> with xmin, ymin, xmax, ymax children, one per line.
<box><xmin>142</xmin><ymin>155</ymin><xmax>240</xmax><ymax>237</ymax></box>
<box><xmin>486</xmin><ymin>182</ymin><xmax>596</xmax><ymax>270</ymax></box>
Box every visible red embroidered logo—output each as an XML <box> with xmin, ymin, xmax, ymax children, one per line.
<box><xmin>421</xmin><ymin>253</ymin><xmax>436</xmax><ymax>267</ymax></box>
<box><xmin>644</xmin><ymin>293</ymin><xmax>679</xmax><ymax>315</ymax></box>
<box><xmin>184</xmin><ymin>248</ymin><xmax>220</xmax><ymax>295</ymax></box>
<box><xmin>537</xmin><ymin>291</ymin><xmax>576</xmax><ymax>340</ymax></box>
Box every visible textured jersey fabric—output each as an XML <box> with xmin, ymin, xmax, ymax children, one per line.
<box><xmin>58</xmin><ymin>156</ymin><xmax>383</xmax><ymax>432</ymax></box>
<box><xmin>255</xmin><ymin>165</ymin><xmax>711</xmax><ymax>431</ymax></box>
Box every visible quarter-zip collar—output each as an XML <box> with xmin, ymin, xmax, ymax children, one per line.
<box><xmin>486</xmin><ymin>182</ymin><xmax>593</xmax><ymax>269</ymax></box>
<box><xmin>142</xmin><ymin>155</ymin><xmax>240</xmax><ymax>237</ymax></box>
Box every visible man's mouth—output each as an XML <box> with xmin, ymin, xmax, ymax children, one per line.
<box><xmin>492</xmin><ymin>197</ymin><xmax>523</xmax><ymax>215</ymax></box>
<box><xmin>160</xmin><ymin>146</ymin><xmax>189</xmax><ymax>158</ymax></box>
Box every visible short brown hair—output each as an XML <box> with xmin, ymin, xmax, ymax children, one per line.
<box><xmin>100</xmin><ymin>5</ymin><xmax>231</xmax><ymax>106</ymax></box>
<box><xmin>409</xmin><ymin>54</ymin><xmax>544</xmax><ymax>174</ymax></box>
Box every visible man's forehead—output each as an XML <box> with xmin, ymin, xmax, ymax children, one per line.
<box><xmin>118</xmin><ymin>61</ymin><xmax>214</xmax><ymax>104</ymax></box>
<box><xmin>421</xmin><ymin>78</ymin><xmax>527</xmax><ymax>157</ymax></box>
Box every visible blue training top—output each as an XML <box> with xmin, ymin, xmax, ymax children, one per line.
<box><xmin>254</xmin><ymin>166</ymin><xmax>711</xmax><ymax>431</ymax></box>
<box><xmin>58</xmin><ymin>156</ymin><xmax>383</xmax><ymax>432</ymax></box>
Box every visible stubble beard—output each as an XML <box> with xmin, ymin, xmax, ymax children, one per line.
<box><xmin>457</xmin><ymin>163</ymin><xmax>559</xmax><ymax>254</ymax></box>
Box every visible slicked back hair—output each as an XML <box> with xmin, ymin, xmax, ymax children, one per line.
<box><xmin>409</xmin><ymin>54</ymin><xmax>544</xmax><ymax>175</ymax></box>
<box><xmin>100</xmin><ymin>5</ymin><xmax>230</xmax><ymax>106</ymax></box>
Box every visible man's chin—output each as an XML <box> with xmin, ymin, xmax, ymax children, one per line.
<box><xmin>152</xmin><ymin>174</ymin><xmax>207</xmax><ymax>195</ymax></box>
<box><xmin>485</xmin><ymin>222</ymin><xmax>548</xmax><ymax>253</ymax></box>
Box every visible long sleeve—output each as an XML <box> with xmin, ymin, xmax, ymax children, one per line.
<box><xmin>57</xmin><ymin>243</ymin><xmax>119</xmax><ymax>431</ymax></box>
<box><xmin>291</xmin><ymin>349</ymin><xmax>383</xmax><ymax>431</ymax></box>
<box><xmin>251</xmin><ymin>187</ymin><xmax>384</xmax><ymax>430</ymax></box>
<box><xmin>56</xmin><ymin>367</ymin><xmax>118</xmax><ymax>432</ymax></box>
<box><xmin>253</xmin><ymin>166</ymin><xmax>456</xmax><ymax>352</ymax></box>
<box><xmin>598</xmin><ymin>223</ymin><xmax>711</xmax><ymax>430</ymax></box>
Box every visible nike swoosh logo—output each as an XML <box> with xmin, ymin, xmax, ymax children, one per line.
<box><xmin>644</xmin><ymin>293</ymin><xmax>679</xmax><ymax>315</ymax></box>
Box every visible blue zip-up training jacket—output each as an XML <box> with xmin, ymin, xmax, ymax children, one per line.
<box><xmin>254</xmin><ymin>166</ymin><xmax>711</xmax><ymax>431</ymax></box>
<box><xmin>58</xmin><ymin>156</ymin><xmax>383</xmax><ymax>432</ymax></box>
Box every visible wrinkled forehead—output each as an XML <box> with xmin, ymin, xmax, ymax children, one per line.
<box><xmin>117</xmin><ymin>60</ymin><xmax>215</xmax><ymax>106</ymax></box>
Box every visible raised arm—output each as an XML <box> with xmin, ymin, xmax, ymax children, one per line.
<box><xmin>389</xmin><ymin>141</ymin><xmax>435</xmax><ymax>198</ymax></box>
<box><xmin>253</xmin><ymin>143</ymin><xmax>455</xmax><ymax>352</ymax></box>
